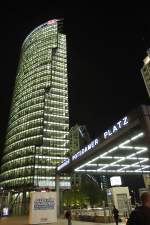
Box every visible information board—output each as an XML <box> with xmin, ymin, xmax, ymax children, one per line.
<box><xmin>29</xmin><ymin>192</ymin><xmax>57</xmax><ymax>224</ymax></box>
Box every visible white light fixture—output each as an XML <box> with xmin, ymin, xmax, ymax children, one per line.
<box><xmin>110</xmin><ymin>176</ymin><xmax>122</xmax><ymax>186</ymax></box>
<box><xmin>74</xmin><ymin>132</ymin><xmax>149</xmax><ymax>174</ymax></box>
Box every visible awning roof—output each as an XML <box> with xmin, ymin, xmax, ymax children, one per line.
<box><xmin>74</xmin><ymin>131</ymin><xmax>150</xmax><ymax>174</ymax></box>
<box><xmin>57</xmin><ymin>105</ymin><xmax>150</xmax><ymax>175</ymax></box>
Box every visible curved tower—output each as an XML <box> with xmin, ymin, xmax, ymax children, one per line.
<box><xmin>0</xmin><ymin>19</ymin><xmax>69</xmax><ymax>189</ymax></box>
<box><xmin>141</xmin><ymin>49</ymin><xmax>150</xmax><ymax>98</ymax></box>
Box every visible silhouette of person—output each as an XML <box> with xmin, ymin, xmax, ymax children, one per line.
<box><xmin>126</xmin><ymin>192</ymin><xmax>150</xmax><ymax>225</ymax></box>
<box><xmin>65</xmin><ymin>206</ymin><xmax>72</xmax><ymax>225</ymax></box>
<box><xmin>112</xmin><ymin>205</ymin><xmax>119</xmax><ymax>225</ymax></box>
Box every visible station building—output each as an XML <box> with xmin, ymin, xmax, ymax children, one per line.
<box><xmin>57</xmin><ymin>105</ymin><xmax>150</xmax><ymax>188</ymax></box>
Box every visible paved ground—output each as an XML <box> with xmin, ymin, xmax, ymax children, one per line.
<box><xmin>0</xmin><ymin>216</ymin><xmax>126</xmax><ymax>225</ymax></box>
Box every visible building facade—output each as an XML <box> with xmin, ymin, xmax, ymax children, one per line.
<box><xmin>0</xmin><ymin>19</ymin><xmax>69</xmax><ymax>189</ymax></box>
<box><xmin>141</xmin><ymin>49</ymin><xmax>150</xmax><ymax>97</ymax></box>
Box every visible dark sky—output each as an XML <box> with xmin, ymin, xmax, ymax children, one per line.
<box><xmin>0</xmin><ymin>6</ymin><xmax>150</xmax><ymax>150</ymax></box>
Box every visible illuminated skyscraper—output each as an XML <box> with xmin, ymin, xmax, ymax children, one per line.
<box><xmin>0</xmin><ymin>19</ymin><xmax>69</xmax><ymax>189</ymax></box>
<box><xmin>141</xmin><ymin>49</ymin><xmax>150</xmax><ymax>97</ymax></box>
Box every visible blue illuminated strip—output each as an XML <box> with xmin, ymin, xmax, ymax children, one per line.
<box><xmin>57</xmin><ymin>158</ymin><xmax>70</xmax><ymax>171</ymax></box>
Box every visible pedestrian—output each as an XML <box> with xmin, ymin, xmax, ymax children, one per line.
<box><xmin>126</xmin><ymin>192</ymin><xmax>150</xmax><ymax>225</ymax></box>
<box><xmin>112</xmin><ymin>205</ymin><xmax>119</xmax><ymax>225</ymax></box>
<box><xmin>65</xmin><ymin>206</ymin><xmax>72</xmax><ymax>225</ymax></box>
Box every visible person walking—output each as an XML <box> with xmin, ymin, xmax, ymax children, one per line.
<box><xmin>126</xmin><ymin>192</ymin><xmax>150</xmax><ymax>225</ymax></box>
<box><xmin>112</xmin><ymin>205</ymin><xmax>119</xmax><ymax>225</ymax></box>
<box><xmin>65</xmin><ymin>206</ymin><xmax>72</xmax><ymax>225</ymax></box>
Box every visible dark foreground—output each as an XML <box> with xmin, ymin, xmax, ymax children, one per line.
<box><xmin>0</xmin><ymin>216</ymin><xmax>126</xmax><ymax>225</ymax></box>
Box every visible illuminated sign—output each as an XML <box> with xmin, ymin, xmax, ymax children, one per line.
<box><xmin>104</xmin><ymin>116</ymin><xmax>128</xmax><ymax>139</ymax></box>
<box><xmin>72</xmin><ymin>139</ymin><xmax>99</xmax><ymax>161</ymax></box>
<box><xmin>47</xmin><ymin>19</ymin><xmax>57</xmax><ymax>25</ymax></box>
<box><xmin>57</xmin><ymin>158</ymin><xmax>70</xmax><ymax>171</ymax></box>
<box><xmin>110</xmin><ymin>176</ymin><xmax>122</xmax><ymax>186</ymax></box>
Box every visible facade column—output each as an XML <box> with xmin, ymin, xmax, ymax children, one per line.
<box><xmin>22</xmin><ymin>191</ymin><xmax>26</xmax><ymax>215</ymax></box>
<box><xmin>56</xmin><ymin>174</ymin><xmax>60</xmax><ymax>217</ymax></box>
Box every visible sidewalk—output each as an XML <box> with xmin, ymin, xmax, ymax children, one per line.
<box><xmin>0</xmin><ymin>216</ymin><xmax>126</xmax><ymax>225</ymax></box>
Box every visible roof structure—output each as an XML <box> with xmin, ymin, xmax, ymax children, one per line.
<box><xmin>57</xmin><ymin>105</ymin><xmax>150</xmax><ymax>175</ymax></box>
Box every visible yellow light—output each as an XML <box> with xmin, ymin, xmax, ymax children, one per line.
<box><xmin>144</xmin><ymin>56</ymin><xmax>150</xmax><ymax>65</ymax></box>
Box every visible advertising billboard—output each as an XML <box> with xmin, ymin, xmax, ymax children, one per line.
<box><xmin>29</xmin><ymin>192</ymin><xmax>57</xmax><ymax>224</ymax></box>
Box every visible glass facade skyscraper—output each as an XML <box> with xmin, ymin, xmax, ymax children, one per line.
<box><xmin>0</xmin><ymin>19</ymin><xmax>69</xmax><ymax>189</ymax></box>
<box><xmin>141</xmin><ymin>49</ymin><xmax>150</xmax><ymax>97</ymax></box>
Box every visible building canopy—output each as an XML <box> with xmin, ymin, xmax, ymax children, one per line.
<box><xmin>57</xmin><ymin>105</ymin><xmax>150</xmax><ymax>175</ymax></box>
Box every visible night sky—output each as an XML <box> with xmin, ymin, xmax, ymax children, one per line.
<box><xmin>0</xmin><ymin>6</ymin><xmax>150</xmax><ymax>151</ymax></box>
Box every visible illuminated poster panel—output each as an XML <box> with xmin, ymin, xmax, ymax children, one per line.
<box><xmin>29</xmin><ymin>192</ymin><xmax>57</xmax><ymax>224</ymax></box>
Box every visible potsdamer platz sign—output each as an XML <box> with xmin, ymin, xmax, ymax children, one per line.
<box><xmin>57</xmin><ymin>105</ymin><xmax>150</xmax><ymax>175</ymax></box>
